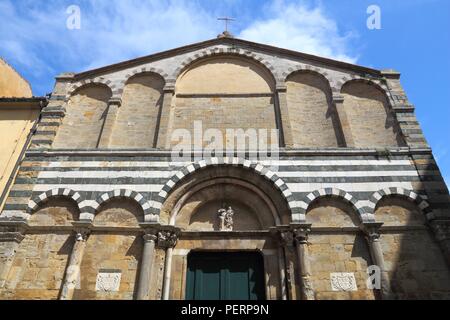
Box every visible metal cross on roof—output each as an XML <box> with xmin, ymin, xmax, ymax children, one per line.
<box><xmin>217</xmin><ymin>17</ymin><xmax>235</xmax><ymax>33</ymax></box>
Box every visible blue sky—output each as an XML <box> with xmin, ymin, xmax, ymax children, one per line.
<box><xmin>1</xmin><ymin>0</ymin><xmax>449</xmax><ymax>186</ymax></box>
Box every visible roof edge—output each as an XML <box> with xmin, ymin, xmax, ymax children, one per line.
<box><xmin>71</xmin><ymin>37</ymin><xmax>383</xmax><ymax>81</ymax></box>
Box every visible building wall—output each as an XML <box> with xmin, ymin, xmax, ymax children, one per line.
<box><xmin>286</xmin><ymin>72</ymin><xmax>340</xmax><ymax>147</ymax></box>
<box><xmin>0</xmin><ymin>58</ymin><xmax>32</xmax><ymax>98</ymax></box>
<box><xmin>341</xmin><ymin>81</ymin><xmax>403</xmax><ymax>147</ymax></box>
<box><xmin>53</xmin><ymin>84</ymin><xmax>112</xmax><ymax>149</ymax></box>
<box><xmin>109</xmin><ymin>73</ymin><xmax>164</xmax><ymax>148</ymax></box>
<box><xmin>0</xmin><ymin>106</ymin><xmax>40</xmax><ymax>212</ymax></box>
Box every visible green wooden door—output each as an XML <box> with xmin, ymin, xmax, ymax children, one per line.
<box><xmin>186</xmin><ymin>252</ymin><xmax>265</xmax><ymax>300</ymax></box>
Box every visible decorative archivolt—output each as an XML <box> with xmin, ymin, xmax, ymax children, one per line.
<box><xmin>172</xmin><ymin>46</ymin><xmax>279</xmax><ymax>84</ymax></box>
<box><xmin>66</xmin><ymin>77</ymin><xmax>118</xmax><ymax>99</ymax></box>
<box><xmin>148</xmin><ymin>157</ymin><xmax>298</xmax><ymax>218</ymax></box>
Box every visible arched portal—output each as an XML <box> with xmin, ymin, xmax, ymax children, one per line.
<box><xmin>159</xmin><ymin>165</ymin><xmax>291</xmax><ymax>300</ymax></box>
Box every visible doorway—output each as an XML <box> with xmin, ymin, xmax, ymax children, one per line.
<box><xmin>185</xmin><ymin>251</ymin><xmax>266</xmax><ymax>300</ymax></box>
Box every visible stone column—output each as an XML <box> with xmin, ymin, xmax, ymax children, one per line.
<box><xmin>275</xmin><ymin>85</ymin><xmax>294</xmax><ymax>148</ymax></box>
<box><xmin>155</xmin><ymin>83</ymin><xmax>175</xmax><ymax>149</ymax></box>
<box><xmin>292</xmin><ymin>223</ymin><xmax>314</xmax><ymax>300</ymax></box>
<box><xmin>0</xmin><ymin>222</ymin><xmax>26</xmax><ymax>288</ymax></box>
<box><xmin>429</xmin><ymin>219</ymin><xmax>450</xmax><ymax>267</ymax></box>
<box><xmin>332</xmin><ymin>94</ymin><xmax>354</xmax><ymax>147</ymax></box>
<box><xmin>136</xmin><ymin>229</ymin><xmax>157</xmax><ymax>300</ymax></box>
<box><xmin>97</xmin><ymin>97</ymin><xmax>121</xmax><ymax>148</ymax></box>
<box><xmin>159</xmin><ymin>229</ymin><xmax>178</xmax><ymax>300</ymax></box>
<box><xmin>59</xmin><ymin>225</ymin><xmax>90</xmax><ymax>300</ymax></box>
<box><xmin>276</xmin><ymin>229</ymin><xmax>293</xmax><ymax>300</ymax></box>
<box><xmin>361</xmin><ymin>222</ymin><xmax>393</xmax><ymax>300</ymax></box>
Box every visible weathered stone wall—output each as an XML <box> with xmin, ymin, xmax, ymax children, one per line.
<box><xmin>168</xmin><ymin>96</ymin><xmax>277</xmax><ymax>148</ymax></box>
<box><xmin>53</xmin><ymin>84</ymin><xmax>112</xmax><ymax>148</ymax></box>
<box><xmin>286</xmin><ymin>72</ymin><xmax>340</xmax><ymax>147</ymax></box>
<box><xmin>109</xmin><ymin>73</ymin><xmax>164</xmax><ymax>148</ymax></box>
<box><xmin>306</xmin><ymin>198</ymin><xmax>376</xmax><ymax>300</ymax></box>
<box><xmin>375</xmin><ymin>197</ymin><xmax>450</xmax><ymax>299</ymax></box>
<box><xmin>74</xmin><ymin>233</ymin><xmax>141</xmax><ymax>300</ymax></box>
<box><xmin>341</xmin><ymin>82</ymin><xmax>402</xmax><ymax>147</ymax></box>
<box><xmin>176</xmin><ymin>57</ymin><xmax>274</xmax><ymax>94</ymax></box>
<box><xmin>0</xmin><ymin>233</ymin><xmax>72</xmax><ymax>300</ymax></box>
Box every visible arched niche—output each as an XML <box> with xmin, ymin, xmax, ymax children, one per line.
<box><xmin>168</xmin><ymin>56</ymin><xmax>277</xmax><ymax>149</ymax></box>
<box><xmin>286</xmin><ymin>71</ymin><xmax>341</xmax><ymax>147</ymax></box>
<box><xmin>174</xmin><ymin>182</ymin><xmax>275</xmax><ymax>231</ymax></box>
<box><xmin>341</xmin><ymin>81</ymin><xmax>403</xmax><ymax>147</ymax></box>
<box><xmin>160</xmin><ymin>165</ymin><xmax>291</xmax><ymax>227</ymax></box>
<box><xmin>54</xmin><ymin>84</ymin><xmax>112</xmax><ymax>148</ymax></box>
<box><xmin>28</xmin><ymin>196</ymin><xmax>80</xmax><ymax>226</ymax></box>
<box><xmin>110</xmin><ymin>72</ymin><xmax>164</xmax><ymax>148</ymax></box>
<box><xmin>374</xmin><ymin>196</ymin><xmax>450</xmax><ymax>299</ymax></box>
<box><xmin>176</xmin><ymin>56</ymin><xmax>275</xmax><ymax>94</ymax></box>
<box><xmin>94</xmin><ymin>198</ymin><xmax>144</xmax><ymax>227</ymax></box>
<box><xmin>306</xmin><ymin>196</ymin><xmax>360</xmax><ymax>228</ymax></box>
<box><xmin>374</xmin><ymin>195</ymin><xmax>426</xmax><ymax>227</ymax></box>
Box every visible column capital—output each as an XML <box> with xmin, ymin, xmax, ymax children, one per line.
<box><xmin>157</xmin><ymin>230</ymin><xmax>178</xmax><ymax>248</ymax></box>
<box><xmin>72</xmin><ymin>221</ymin><xmax>92</xmax><ymax>242</ymax></box>
<box><xmin>429</xmin><ymin>220</ymin><xmax>450</xmax><ymax>242</ymax></box>
<box><xmin>108</xmin><ymin>97</ymin><xmax>122</xmax><ymax>107</ymax></box>
<box><xmin>290</xmin><ymin>223</ymin><xmax>312</xmax><ymax>244</ymax></box>
<box><xmin>360</xmin><ymin>222</ymin><xmax>384</xmax><ymax>242</ymax></box>
<box><xmin>332</xmin><ymin>93</ymin><xmax>345</xmax><ymax>104</ymax></box>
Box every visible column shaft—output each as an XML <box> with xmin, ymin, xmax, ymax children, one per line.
<box><xmin>97</xmin><ymin>98</ymin><xmax>120</xmax><ymax>148</ymax></box>
<box><xmin>155</xmin><ymin>87</ymin><xmax>174</xmax><ymax>149</ymax></box>
<box><xmin>162</xmin><ymin>247</ymin><xmax>173</xmax><ymax>300</ymax></box>
<box><xmin>60</xmin><ymin>231</ymin><xmax>88</xmax><ymax>300</ymax></box>
<box><xmin>333</xmin><ymin>95</ymin><xmax>354</xmax><ymax>147</ymax></box>
<box><xmin>136</xmin><ymin>234</ymin><xmax>157</xmax><ymax>300</ymax></box>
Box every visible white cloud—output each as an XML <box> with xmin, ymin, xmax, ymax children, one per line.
<box><xmin>0</xmin><ymin>0</ymin><xmax>358</xmax><ymax>94</ymax></box>
<box><xmin>238</xmin><ymin>1</ymin><xmax>358</xmax><ymax>63</ymax></box>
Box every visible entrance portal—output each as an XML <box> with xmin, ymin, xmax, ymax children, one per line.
<box><xmin>186</xmin><ymin>252</ymin><xmax>266</xmax><ymax>300</ymax></box>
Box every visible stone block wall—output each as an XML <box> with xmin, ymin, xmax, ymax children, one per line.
<box><xmin>286</xmin><ymin>72</ymin><xmax>340</xmax><ymax>147</ymax></box>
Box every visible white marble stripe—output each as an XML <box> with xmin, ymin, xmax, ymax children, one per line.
<box><xmin>32</xmin><ymin>184</ymin><xmax>164</xmax><ymax>193</ymax></box>
<box><xmin>287</xmin><ymin>182</ymin><xmax>414</xmax><ymax>193</ymax></box>
<box><xmin>276</xmin><ymin>171</ymin><xmax>418</xmax><ymax>177</ymax></box>
<box><xmin>259</xmin><ymin>160</ymin><xmax>412</xmax><ymax>166</ymax></box>
<box><xmin>39</xmin><ymin>159</ymin><xmax>412</xmax><ymax>168</ymax></box>
<box><xmin>37</xmin><ymin>169</ymin><xmax>418</xmax><ymax>179</ymax></box>
<box><xmin>38</xmin><ymin>171</ymin><xmax>177</xmax><ymax>179</ymax></box>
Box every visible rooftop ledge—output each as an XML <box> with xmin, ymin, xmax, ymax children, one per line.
<box><xmin>25</xmin><ymin>147</ymin><xmax>432</xmax><ymax>157</ymax></box>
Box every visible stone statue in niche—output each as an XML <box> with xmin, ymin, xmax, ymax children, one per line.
<box><xmin>218</xmin><ymin>205</ymin><xmax>234</xmax><ymax>231</ymax></box>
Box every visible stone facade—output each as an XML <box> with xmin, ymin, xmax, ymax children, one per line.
<box><xmin>0</xmin><ymin>36</ymin><xmax>449</xmax><ymax>300</ymax></box>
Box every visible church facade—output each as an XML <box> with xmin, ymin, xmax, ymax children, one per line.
<box><xmin>0</xmin><ymin>36</ymin><xmax>449</xmax><ymax>300</ymax></box>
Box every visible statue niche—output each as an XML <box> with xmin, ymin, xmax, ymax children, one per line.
<box><xmin>185</xmin><ymin>199</ymin><xmax>262</xmax><ymax>231</ymax></box>
<box><xmin>217</xmin><ymin>205</ymin><xmax>235</xmax><ymax>231</ymax></box>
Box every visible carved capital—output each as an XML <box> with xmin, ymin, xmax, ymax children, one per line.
<box><xmin>74</xmin><ymin>228</ymin><xmax>90</xmax><ymax>242</ymax></box>
<box><xmin>72</xmin><ymin>222</ymin><xmax>91</xmax><ymax>242</ymax></box>
<box><xmin>291</xmin><ymin>223</ymin><xmax>312</xmax><ymax>245</ymax></box>
<box><xmin>279</xmin><ymin>230</ymin><xmax>294</xmax><ymax>247</ymax></box>
<box><xmin>143</xmin><ymin>232</ymin><xmax>158</xmax><ymax>243</ymax></box>
<box><xmin>360</xmin><ymin>222</ymin><xmax>383</xmax><ymax>243</ymax></box>
<box><xmin>157</xmin><ymin>230</ymin><xmax>178</xmax><ymax>248</ymax></box>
